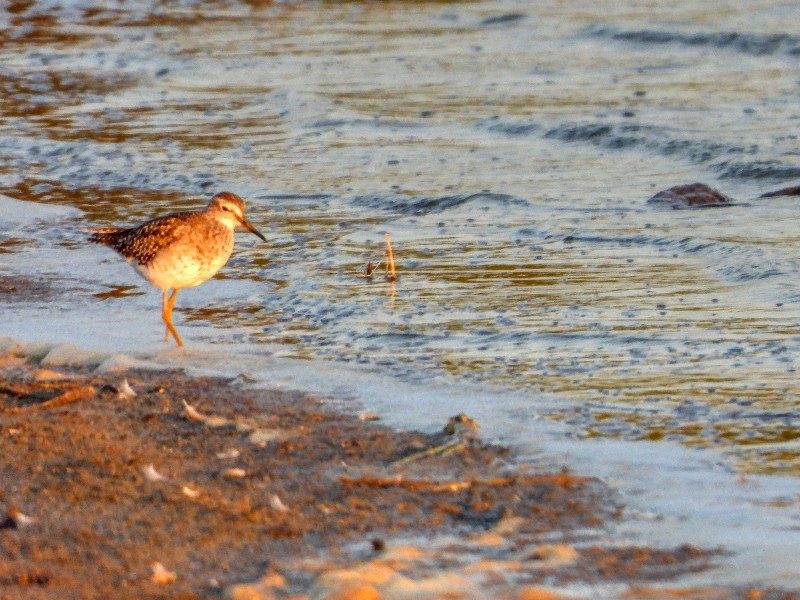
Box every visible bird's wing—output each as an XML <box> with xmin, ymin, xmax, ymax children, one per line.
<box><xmin>92</xmin><ymin>212</ymin><xmax>200</xmax><ymax>265</ymax></box>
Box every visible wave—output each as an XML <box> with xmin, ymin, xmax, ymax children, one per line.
<box><xmin>482</xmin><ymin>118</ymin><xmax>742</xmax><ymax>163</ymax></box>
<box><xmin>586</xmin><ymin>26</ymin><xmax>800</xmax><ymax>57</ymax></box>
<box><xmin>351</xmin><ymin>191</ymin><xmax>527</xmax><ymax>215</ymax></box>
<box><xmin>482</xmin><ymin>118</ymin><xmax>800</xmax><ymax>182</ymax></box>
<box><xmin>524</xmin><ymin>228</ymin><xmax>789</xmax><ymax>284</ymax></box>
<box><xmin>716</xmin><ymin>160</ymin><xmax>800</xmax><ymax>181</ymax></box>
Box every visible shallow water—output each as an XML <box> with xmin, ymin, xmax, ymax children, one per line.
<box><xmin>2</xmin><ymin>0</ymin><xmax>800</xmax><ymax>586</ymax></box>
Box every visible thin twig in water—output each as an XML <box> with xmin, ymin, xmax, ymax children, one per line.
<box><xmin>384</xmin><ymin>232</ymin><xmax>397</xmax><ymax>282</ymax></box>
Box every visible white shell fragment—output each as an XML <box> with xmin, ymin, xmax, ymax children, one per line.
<box><xmin>216</xmin><ymin>448</ymin><xmax>241</xmax><ymax>460</ymax></box>
<box><xmin>4</xmin><ymin>509</ymin><xmax>36</xmax><ymax>527</ymax></box>
<box><xmin>118</xmin><ymin>379</ymin><xmax>137</xmax><ymax>400</ymax></box>
<box><xmin>223</xmin><ymin>468</ymin><xmax>247</xmax><ymax>478</ymax></box>
<box><xmin>14</xmin><ymin>511</ymin><xmax>36</xmax><ymax>526</ymax></box>
<box><xmin>143</xmin><ymin>464</ymin><xmax>168</xmax><ymax>482</ymax></box>
<box><xmin>182</xmin><ymin>400</ymin><xmax>231</xmax><ymax>427</ymax></box>
<box><xmin>181</xmin><ymin>486</ymin><xmax>201</xmax><ymax>499</ymax></box>
<box><xmin>269</xmin><ymin>494</ymin><xmax>289</xmax><ymax>513</ymax></box>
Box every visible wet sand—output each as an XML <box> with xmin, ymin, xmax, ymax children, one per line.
<box><xmin>0</xmin><ymin>348</ymin><xmax>796</xmax><ymax>600</ymax></box>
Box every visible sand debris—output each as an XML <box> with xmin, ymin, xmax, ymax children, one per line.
<box><xmin>525</xmin><ymin>544</ymin><xmax>580</xmax><ymax>569</ymax></box>
<box><xmin>183</xmin><ymin>400</ymin><xmax>285</xmax><ymax>446</ymax></box>
<box><xmin>323</xmin><ymin>584</ymin><xmax>381</xmax><ymax>600</ymax></box>
<box><xmin>225</xmin><ymin>570</ymin><xmax>285</xmax><ymax>600</ymax></box>
<box><xmin>462</xmin><ymin>557</ymin><xmax>526</xmax><ymax>573</ymax></box>
<box><xmin>30</xmin><ymin>368</ymin><xmax>71</xmax><ymax>382</ymax></box>
<box><xmin>217</xmin><ymin>448</ymin><xmax>241</xmax><ymax>459</ymax></box>
<box><xmin>466</xmin><ymin>516</ymin><xmax>527</xmax><ymax>547</ymax></box>
<box><xmin>38</xmin><ymin>384</ymin><xmax>96</xmax><ymax>408</ymax></box>
<box><xmin>515</xmin><ymin>587</ymin><xmax>581</xmax><ymax>600</ymax></box>
<box><xmin>385</xmin><ymin>571</ymin><xmax>481</xmax><ymax>597</ymax></box>
<box><xmin>490</xmin><ymin>515</ymin><xmax>527</xmax><ymax>536</ymax></box>
<box><xmin>339</xmin><ymin>472</ymin><xmax>589</xmax><ymax>494</ymax></box>
<box><xmin>316</xmin><ymin>561</ymin><xmax>397</xmax><ymax>591</ymax></box>
<box><xmin>619</xmin><ymin>586</ymin><xmax>728</xmax><ymax>600</ymax></box>
<box><xmin>0</xmin><ymin>376</ymin><xmax>97</xmax><ymax>412</ymax></box>
<box><xmin>339</xmin><ymin>475</ymin><xmax>473</xmax><ymax>493</ymax></box>
<box><xmin>150</xmin><ymin>561</ymin><xmax>177</xmax><ymax>585</ymax></box>
<box><xmin>314</xmin><ymin>560</ymin><xmax>482</xmax><ymax>600</ymax></box>
<box><xmin>298</xmin><ymin>536</ymin><xmax>585</xmax><ymax>600</ymax></box>
<box><xmin>391</xmin><ymin>438</ymin><xmax>468</xmax><ymax>465</ymax></box>
<box><xmin>393</xmin><ymin>413</ymin><xmax>479</xmax><ymax>465</ymax></box>
<box><xmin>248</xmin><ymin>428</ymin><xmax>285</xmax><ymax>445</ymax></box>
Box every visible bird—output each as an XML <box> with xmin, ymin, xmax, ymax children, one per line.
<box><xmin>88</xmin><ymin>191</ymin><xmax>265</xmax><ymax>347</ymax></box>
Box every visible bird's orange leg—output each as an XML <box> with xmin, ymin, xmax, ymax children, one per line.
<box><xmin>162</xmin><ymin>289</ymin><xmax>170</xmax><ymax>341</ymax></box>
<box><xmin>161</xmin><ymin>289</ymin><xmax>184</xmax><ymax>347</ymax></box>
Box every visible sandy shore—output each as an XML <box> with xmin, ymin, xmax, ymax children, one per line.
<box><xmin>0</xmin><ymin>350</ymin><xmax>795</xmax><ymax>600</ymax></box>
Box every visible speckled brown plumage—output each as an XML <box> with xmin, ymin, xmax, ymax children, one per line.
<box><xmin>88</xmin><ymin>192</ymin><xmax>265</xmax><ymax>347</ymax></box>
<box><xmin>90</xmin><ymin>211</ymin><xmax>216</xmax><ymax>266</ymax></box>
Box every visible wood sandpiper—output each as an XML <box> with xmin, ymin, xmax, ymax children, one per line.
<box><xmin>89</xmin><ymin>191</ymin><xmax>266</xmax><ymax>347</ymax></box>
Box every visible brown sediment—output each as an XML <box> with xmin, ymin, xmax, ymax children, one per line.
<box><xmin>0</xmin><ymin>354</ymin><xmax>794</xmax><ymax>600</ymax></box>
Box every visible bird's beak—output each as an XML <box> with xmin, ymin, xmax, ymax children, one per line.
<box><xmin>240</xmin><ymin>217</ymin><xmax>266</xmax><ymax>241</ymax></box>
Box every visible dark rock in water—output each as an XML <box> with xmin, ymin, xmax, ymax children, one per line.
<box><xmin>650</xmin><ymin>182</ymin><xmax>800</xmax><ymax>207</ymax></box>
<box><xmin>759</xmin><ymin>185</ymin><xmax>800</xmax><ymax>198</ymax></box>
<box><xmin>647</xmin><ymin>183</ymin><xmax>735</xmax><ymax>208</ymax></box>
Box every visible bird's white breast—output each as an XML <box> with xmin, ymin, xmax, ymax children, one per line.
<box><xmin>130</xmin><ymin>220</ymin><xmax>235</xmax><ymax>290</ymax></box>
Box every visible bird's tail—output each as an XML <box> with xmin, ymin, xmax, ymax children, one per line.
<box><xmin>88</xmin><ymin>228</ymin><xmax>127</xmax><ymax>247</ymax></box>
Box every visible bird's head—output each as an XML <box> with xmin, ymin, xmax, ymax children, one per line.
<box><xmin>208</xmin><ymin>192</ymin><xmax>266</xmax><ymax>241</ymax></box>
